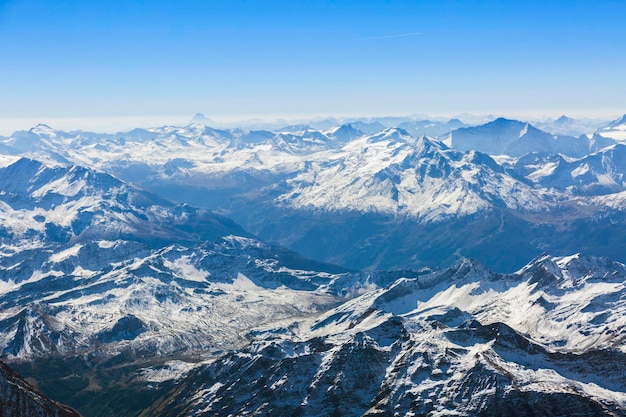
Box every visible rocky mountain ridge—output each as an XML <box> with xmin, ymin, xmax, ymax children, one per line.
<box><xmin>145</xmin><ymin>254</ymin><xmax>626</xmax><ymax>416</ymax></box>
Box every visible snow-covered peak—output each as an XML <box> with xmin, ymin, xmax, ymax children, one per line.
<box><xmin>277</xmin><ymin>130</ymin><xmax>550</xmax><ymax>219</ymax></box>
<box><xmin>367</xmin><ymin>127</ymin><xmax>414</xmax><ymax>143</ymax></box>
<box><xmin>0</xmin><ymin>157</ymin><xmax>250</xmax><ymax>246</ymax></box>
<box><xmin>520</xmin><ymin>252</ymin><xmax>626</xmax><ymax>286</ymax></box>
<box><xmin>598</xmin><ymin>114</ymin><xmax>626</xmax><ymax>142</ymax></box>
<box><xmin>604</xmin><ymin>114</ymin><xmax>626</xmax><ymax>129</ymax></box>
<box><xmin>446</xmin><ymin>118</ymin><xmax>598</xmax><ymax>157</ymax></box>
<box><xmin>555</xmin><ymin>115</ymin><xmax>573</xmax><ymax>124</ymax></box>
<box><xmin>188</xmin><ymin>112</ymin><xmax>214</xmax><ymax>126</ymax></box>
<box><xmin>30</xmin><ymin>124</ymin><xmax>56</xmax><ymax>136</ymax></box>
<box><xmin>323</xmin><ymin>123</ymin><xmax>365</xmax><ymax>142</ymax></box>
<box><xmin>309</xmin><ymin>253</ymin><xmax>626</xmax><ymax>353</ymax></box>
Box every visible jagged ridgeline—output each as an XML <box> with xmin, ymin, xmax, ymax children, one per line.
<box><xmin>146</xmin><ymin>254</ymin><xmax>626</xmax><ymax>417</ymax></box>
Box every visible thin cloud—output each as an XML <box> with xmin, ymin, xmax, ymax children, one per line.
<box><xmin>361</xmin><ymin>32</ymin><xmax>423</xmax><ymax>40</ymax></box>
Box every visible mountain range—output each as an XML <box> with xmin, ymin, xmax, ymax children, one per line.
<box><xmin>1</xmin><ymin>115</ymin><xmax>625</xmax><ymax>273</ymax></box>
<box><xmin>0</xmin><ymin>113</ymin><xmax>625</xmax><ymax>416</ymax></box>
<box><xmin>146</xmin><ymin>254</ymin><xmax>626</xmax><ymax>417</ymax></box>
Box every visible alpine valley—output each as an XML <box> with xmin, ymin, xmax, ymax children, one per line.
<box><xmin>0</xmin><ymin>114</ymin><xmax>625</xmax><ymax>416</ymax></box>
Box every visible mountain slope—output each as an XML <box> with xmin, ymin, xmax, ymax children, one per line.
<box><xmin>146</xmin><ymin>254</ymin><xmax>626</xmax><ymax>417</ymax></box>
<box><xmin>534</xmin><ymin>115</ymin><xmax>606</xmax><ymax>137</ymax></box>
<box><xmin>277</xmin><ymin>128</ymin><xmax>550</xmax><ymax>220</ymax></box>
<box><xmin>0</xmin><ymin>156</ymin><xmax>390</xmax><ymax>415</ymax></box>
<box><xmin>514</xmin><ymin>144</ymin><xmax>626</xmax><ymax>195</ymax></box>
<box><xmin>0</xmin><ymin>157</ymin><xmax>248</xmax><ymax>247</ymax></box>
<box><xmin>4</xmin><ymin>122</ymin><xmax>626</xmax><ymax>273</ymax></box>
<box><xmin>0</xmin><ymin>157</ymin><xmax>373</xmax><ymax>363</ymax></box>
<box><xmin>0</xmin><ymin>360</ymin><xmax>80</xmax><ymax>417</ymax></box>
<box><xmin>598</xmin><ymin>114</ymin><xmax>626</xmax><ymax>141</ymax></box>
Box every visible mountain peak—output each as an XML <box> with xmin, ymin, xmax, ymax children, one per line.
<box><xmin>30</xmin><ymin>123</ymin><xmax>56</xmax><ymax>135</ymax></box>
<box><xmin>555</xmin><ymin>115</ymin><xmax>573</xmax><ymax>124</ymax></box>
<box><xmin>606</xmin><ymin>113</ymin><xmax>626</xmax><ymax>128</ymax></box>
<box><xmin>189</xmin><ymin>113</ymin><xmax>213</xmax><ymax>126</ymax></box>
<box><xmin>489</xmin><ymin>117</ymin><xmax>523</xmax><ymax>127</ymax></box>
<box><xmin>366</xmin><ymin>127</ymin><xmax>414</xmax><ymax>144</ymax></box>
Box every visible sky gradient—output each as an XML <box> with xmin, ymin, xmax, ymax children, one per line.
<box><xmin>1</xmin><ymin>0</ymin><xmax>625</xmax><ymax>132</ymax></box>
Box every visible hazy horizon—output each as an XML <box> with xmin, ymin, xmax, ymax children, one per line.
<box><xmin>0</xmin><ymin>109</ymin><xmax>623</xmax><ymax>136</ymax></box>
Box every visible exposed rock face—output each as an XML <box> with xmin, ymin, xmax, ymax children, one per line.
<box><xmin>144</xmin><ymin>255</ymin><xmax>626</xmax><ymax>417</ymax></box>
<box><xmin>0</xmin><ymin>360</ymin><xmax>80</xmax><ymax>417</ymax></box>
<box><xmin>145</xmin><ymin>318</ymin><xmax>624</xmax><ymax>417</ymax></box>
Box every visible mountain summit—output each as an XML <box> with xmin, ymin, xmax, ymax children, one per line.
<box><xmin>188</xmin><ymin>112</ymin><xmax>214</xmax><ymax>125</ymax></box>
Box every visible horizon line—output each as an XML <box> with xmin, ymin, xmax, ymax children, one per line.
<box><xmin>0</xmin><ymin>111</ymin><xmax>623</xmax><ymax>136</ymax></box>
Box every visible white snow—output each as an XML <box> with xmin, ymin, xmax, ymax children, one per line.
<box><xmin>49</xmin><ymin>244</ymin><xmax>83</xmax><ymax>263</ymax></box>
<box><xmin>0</xmin><ymin>155</ymin><xmax>19</xmax><ymax>167</ymax></box>
<box><xmin>163</xmin><ymin>255</ymin><xmax>209</xmax><ymax>282</ymax></box>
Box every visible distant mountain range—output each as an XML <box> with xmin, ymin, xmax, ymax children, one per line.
<box><xmin>1</xmin><ymin>116</ymin><xmax>626</xmax><ymax>273</ymax></box>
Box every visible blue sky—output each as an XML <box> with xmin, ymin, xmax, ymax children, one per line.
<box><xmin>0</xmin><ymin>0</ymin><xmax>625</xmax><ymax>131</ymax></box>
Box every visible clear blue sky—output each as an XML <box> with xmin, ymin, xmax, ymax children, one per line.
<box><xmin>1</xmin><ymin>0</ymin><xmax>625</xmax><ymax>130</ymax></box>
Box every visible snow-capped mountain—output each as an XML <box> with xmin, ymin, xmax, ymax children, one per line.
<box><xmin>0</xmin><ymin>157</ymin><xmax>384</xmax><ymax>363</ymax></box>
<box><xmin>534</xmin><ymin>115</ymin><xmax>607</xmax><ymax>137</ymax></box>
<box><xmin>513</xmin><ymin>144</ymin><xmax>626</xmax><ymax>195</ymax></box>
<box><xmin>2</xmin><ymin>115</ymin><xmax>626</xmax><ymax>416</ymax></box>
<box><xmin>339</xmin><ymin>120</ymin><xmax>387</xmax><ymax>135</ymax></box>
<box><xmin>0</xmin><ymin>236</ymin><xmax>352</xmax><ymax>361</ymax></box>
<box><xmin>597</xmin><ymin>114</ymin><xmax>626</xmax><ymax>141</ymax></box>
<box><xmin>323</xmin><ymin>123</ymin><xmax>366</xmax><ymax>142</ymax></box>
<box><xmin>0</xmin><ymin>155</ymin><xmax>411</xmax><ymax>415</ymax></box>
<box><xmin>277</xmin><ymin>128</ymin><xmax>550</xmax><ymax>219</ymax></box>
<box><xmin>398</xmin><ymin>117</ymin><xmax>467</xmax><ymax>137</ymax></box>
<box><xmin>145</xmin><ymin>254</ymin><xmax>626</xmax><ymax>417</ymax></box>
<box><xmin>444</xmin><ymin>117</ymin><xmax>606</xmax><ymax>157</ymax></box>
<box><xmin>0</xmin><ymin>157</ymin><xmax>248</xmax><ymax>246</ymax></box>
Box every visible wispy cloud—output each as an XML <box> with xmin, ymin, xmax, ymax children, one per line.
<box><xmin>361</xmin><ymin>32</ymin><xmax>423</xmax><ymax>41</ymax></box>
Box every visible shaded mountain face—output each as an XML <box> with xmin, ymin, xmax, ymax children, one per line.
<box><xmin>146</xmin><ymin>254</ymin><xmax>626</xmax><ymax>417</ymax></box>
<box><xmin>534</xmin><ymin>115</ymin><xmax>607</xmax><ymax>137</ymax></box>
<box><xmin>0</xmin><ymin>360</ymin><xmax>80</xmax><ymax>417</ymax></box>
<box><xmin>513</xmin><ymin>144</ymin><xmax>626</xmax><ymax>195</ymax></box>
